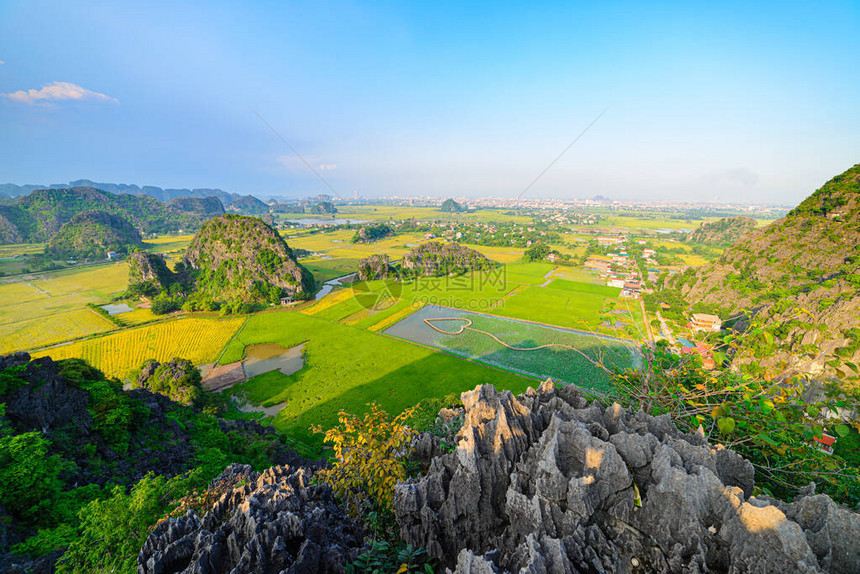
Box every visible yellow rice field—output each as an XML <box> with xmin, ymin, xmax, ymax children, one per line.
<box><xmin>0</xmin><ymin>309</ymin><xmax>116</xmax><ymax>354</ymax></box>
<box><xmin>368</xmin><ymin>301</ymin><xmax>424</xmax><ymax>332</ymax></box>
<box><xmin>299</xmin><ymin>288</ymin><xmax>354</xmax><ymax>315</ymax></box>
<box><xmin>33</xmin><ymin>317</ymin><xmax>246</xmax><ymax>379</ymax></box>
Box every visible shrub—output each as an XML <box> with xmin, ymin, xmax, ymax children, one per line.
<box><xmin>313</xmin><ymin>404</ymin><xmax>417</xmax><ymax>517</ymax></box>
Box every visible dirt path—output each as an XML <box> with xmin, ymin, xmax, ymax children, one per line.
<box><xmin>200</xmin><ymin>361</ymin><xmax>246</xmax><ymax>392</ymax></box>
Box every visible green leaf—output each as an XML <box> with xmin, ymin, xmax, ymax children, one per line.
<box><xmin>717</xmin><ymin>417</ymin><xmax>736</xmax><ymax>434</ymax></box>
<box><xmin>806</xmin><ymin>405</ymin><xmax>820</xmax><ymax>417</ymax></box>
<box><xmin>834</xmin><ymin>424</ymin><xmax>850</xmax><ymax>438</ymax></box>
<box><xmin>756</xmin><ymin>432</ymin><xmax>778</xmax><ymax>446</ymax></box>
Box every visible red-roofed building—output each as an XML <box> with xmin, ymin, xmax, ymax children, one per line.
<box><xmin>813</xmin><ymin>433</ymin><xmax>837</xmax><ymax>455</ymax></box>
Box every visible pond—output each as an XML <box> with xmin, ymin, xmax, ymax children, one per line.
<box><xmin>384</xmin><ymin>305</ymin><xmax>640</xmax><ymax>393</ymax></box>
<box><xmin>243</xmin><ymin>343</ymin><xmax>305</xmax><ymax>378</ymax></box>
<box><xmin>100</xmin><ymin>303</ymin><xmax>134</xmax><ymax>315</ymax></box>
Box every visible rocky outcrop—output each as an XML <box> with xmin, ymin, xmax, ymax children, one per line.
<box><xmin>128</xmin><ymin>251</ymin><xmax>176</xmax><ymax>291</ymax></box>
<box><xmin>401</xmin><ymin>241</ymin><xmax>496</xmax><ymax>276</ymax></box>
<box><xmin>0</xmin><ymin>353</ymin><xmax>299</xmax><ymax>488</ymax></box>
<box><xmin>45</xmin><ymin>209</ymin><xmax>144</xmax><ymax>259</ymax></box>
<box><xmin>169</xmin><ymin>196</ymin><xmax>226</xmax><ymax>217</ymax></box>
<box><xmin>684</xmin><ymin>216</ymin><xmax>757</xmax><ymax>246</ymax></box>
<box><xmin>671</xmin><ymin>163</ymin><xmax>860</xmax><ymax>381</ymax></box>
<box><xmin>357</xmin><ymin>253</ymin><xmax>391</xmax><ymax>281</ymax></box>
<box><xmin>394</xmin><ymin>381</ymin><xmax>860</xmax><ymax>573</ymax></box>
<box><xmin>183</xmin><ymin>214</ymin><xmax>314</xmax><ymax>301</ymax></box>
<box><xmin>138</xmin><ymin>463</ymin><xmax>362</xmax><ymax>574</ymax></box>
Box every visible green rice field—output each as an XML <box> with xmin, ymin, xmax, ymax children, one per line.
<box><xmin>219</xmin><ymin>311</ymin><xmax>533</xmax><ymax>446</ymax></box>
<box><xmin>384</xmin><ymin>305</ymin><xmax>639</xmax><ymax>393</ymax></box>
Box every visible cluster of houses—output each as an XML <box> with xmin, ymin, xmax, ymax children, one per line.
<box><xmin>585</xmin><ymin>237</ymin><xmax>644</xmax><ymax>299</ymax></box>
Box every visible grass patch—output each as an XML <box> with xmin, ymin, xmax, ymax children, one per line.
<box><xmin>219</xmin><ymin>311</ymin><xmax>532</xmax><ymax>446</ymax></box>
<box><xmin>302</xmin><ymin>258</ymin><xmax>360</xmax><ymax>282</ymax></box>
<box><xmin>546</xmin><ymin>279</ymin><xmax>621</xmax><ymax>297</ymax></box>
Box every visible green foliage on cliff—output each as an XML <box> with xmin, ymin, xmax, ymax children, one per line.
<box><xmin>0</xmin><ymin>187</ymin><xmax>205</xmax><ymax>244</ymax></box>
<box><xmin>131</xmin><ymin>358</ymin><xmax>203</xmax><ymax>406</ymax></box>
<box><xmin>612</xmin><ymin>340</ymin><xmax>860</xmax><ymax>505</ymax></box>
<box><xmin>352</xmin><ymin>223</ymin><xmax>394</xmax><ymax>243</ymax></box>
<box><xmin>0</xmin><ymin>355</ymin><xmax>290</xmax><ymax>570</ymax></box>
<box><xmin>684</xmin><ymin>216</ymin><xmax>757</xmax><ymax>247</ymax></box>
<box><xmin>45</xmin><ymin>211</ymin><xmax>144</xmax><ymax>259</ymax></box>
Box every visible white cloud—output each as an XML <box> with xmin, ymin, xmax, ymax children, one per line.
<box><xmin>702</xmin><ymin>167</ymin><xmax>759</xmax><ymax>187</ymax></box>
<box><xmin>1</xmin><ymin>81</ymin><xmax>118</xmax><ymax>104</ymax></box>
<box><xmin>276</xmin><ymin>155</ymin><xmax>336</xmax><ymax>172</ymax></box>
<box><xmin>0</xmin><ymin>60</ymin><xmax>5</xmax><ymax>65</ymax></box>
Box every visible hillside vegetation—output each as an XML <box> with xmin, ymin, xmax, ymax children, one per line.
<box><xmin>684</xmin><ymin>216</ymin><xmax>757</xmax><ymax>246</ymax></box>
<box><xmin>668</xmin><ymin>162</ymin><xmax>860</xmax><ymax>382</ymax></box>
<box><xmin>0</xmin><ymin>187</ymin><xmax>204</xmax><ymax>244</ymax></box>
<box><xmin>45</xmin><ymin>211</ymin><xmax>143</xmax><ymax>259</ymax></box>
<box><xmin>183</xmin><ymin>215</ymin><xmax>315</xmax><ymax>303</ymax></box>
<box><xmin>0</xmin><ymin>353</ymin><xmax>299</xmax><ymax>573</ymax></box>
<box><xmin>168</xmin><ymin>196</ymin><xmax>225</xmax><ymax>217</ymax></box>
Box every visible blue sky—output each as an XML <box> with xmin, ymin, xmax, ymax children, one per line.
<box><xmin>0</xmin><ymin>1</ymin><xmax>858</xmax><ymax>202</ymax></box>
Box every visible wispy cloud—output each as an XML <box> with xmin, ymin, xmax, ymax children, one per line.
<box><xmin>276</xmin><ymin>155</ymin><xmax>336</xmax><ymax>172</ymax></box>
<box><xmin>1</xmin><ymin>81</ymin><xmax>118</xmax><ymax>104</ymax></box>
<box><xmin>703</xmin><ymin>167</ymin><xmax>759</xmax><ymax>187</ymax></box>
<box><xmin>0</xmin><ymin>60</ymin><xmax>5</xmax><ymax>65</ymax></box>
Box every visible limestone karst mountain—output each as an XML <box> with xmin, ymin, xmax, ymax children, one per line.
<box><xmin>668</xmin><ymin>163</ymin><xmax>860</xmax><ymax>381</ymax></box>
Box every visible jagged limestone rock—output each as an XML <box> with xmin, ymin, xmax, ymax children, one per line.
<box><xmin>394</xmin><ymin>382</ymin><xmax>860</xmax><ymax>573</ymax></box>
<box><xmin>138</xmin><ymin>464</ymin><xmax>362</xmax><ymax>574</ymax></box>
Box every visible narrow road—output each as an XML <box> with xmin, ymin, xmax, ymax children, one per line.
<box><xmin>639</xmin><ymin>298</ymin><xmax>655</xmax><ymax>348</ymax></box>
<box><xmin>656</xmin><ymin>311</ymin><xmax>676</xmax><ymax>345</ymax></box>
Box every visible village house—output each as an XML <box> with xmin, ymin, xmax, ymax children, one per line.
<box><xmin>691</xmin><ymin>313</ymin><xmax>722</xmax><ymax>332</ymax></box>
<box><xmin>597</xmin><ymin>236</ymin><xmax>625</xmax><ymax>246</ymax></box>
<box><xmin>812</xmin><ymin>433</ymin><xmax>837</xmax><ymax>455</ymax></box>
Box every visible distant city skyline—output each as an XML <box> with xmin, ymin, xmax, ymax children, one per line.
<box><xmin>1</xmin><ymin>1</ymin><xmax>857</xmax><ymax>204</ymax></box>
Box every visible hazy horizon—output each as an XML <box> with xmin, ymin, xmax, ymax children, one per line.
<box><xmin>1</xmin><ymin>1</ymin><xmax>857</xmax><ymax>203</ymax></box>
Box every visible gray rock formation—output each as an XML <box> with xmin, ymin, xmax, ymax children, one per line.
<box><xmin>394</xmin><ymin>381</ymin><xmax>860</xmax><ymax>573</ymax></box>
<box><xmin>138</xmin><ymin>464</ymin><xmax>362</xmax><ymax>574</ymax></box>
<box><xmin>357</xmin><ymin>253</ymin><xmax>391</xmax><ymax>281</ymax></box>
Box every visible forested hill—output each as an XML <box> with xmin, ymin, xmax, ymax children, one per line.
<box><xmin>684</xmin><ymin>216</ymin><xmax>757</xmax><ymax>246</ymax></box>
<box><xmin>667</xmin><ymin>162</ymin><xmax>860</xmax><ymax>383</ymax></box>
<box><xmin>169</xmin><ymin>196</ymin><xmax>226</xmax><ymax>217</ymax></box>
<box><xmin>182</xmin><ymin>214</ymin><xmax>315</xmax><ymax>302</ymax></box>
<box><xmin>45</xmin><ymin>211</ymin><xmax>144</xmax><ymax>259</ymax></box>
<box><xmin>0</xmin><ymin>187</ymin><xmax>205</xmax><ymax>243</ymax></box>
<box><xmin>0</xmin><ymin>180</ymin><xmax>241</xmax><ymax>205</ymax></box>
